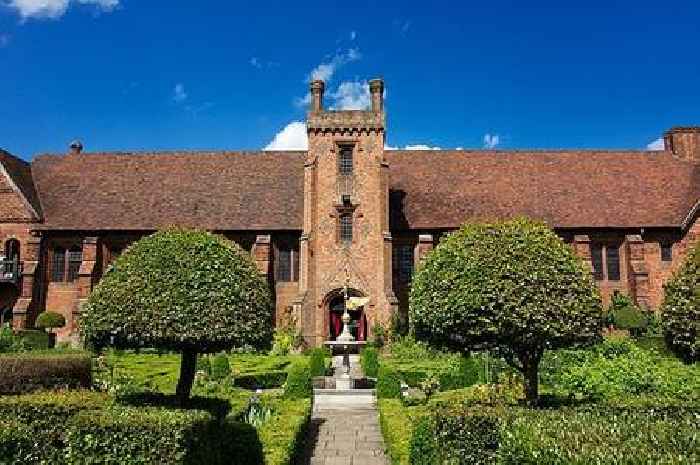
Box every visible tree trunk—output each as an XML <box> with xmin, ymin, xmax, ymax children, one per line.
<box><xmin>176</xmin><ymin>349</ymin><xmax>197</xmax><ymax>406</ymax></box>
<box><xmin>521</xmin><ymin>356</ymin><xmax>540</xmax><ymax>406</ymax></box>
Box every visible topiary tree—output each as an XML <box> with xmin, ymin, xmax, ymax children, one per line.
<box><xmin>35</xmin><ymin>311</ymin><xmax>66</xmax><ymax>348</ymax></box>
<box><xmin>410</xmin><ymin>218</ymin><xmax>603</xmax><ymax>404</ymax></box>
<box><xmin>608</xmin><ymin>293</ymin><xmax>647</xmax><ymax>336</ymax></box>
<box><xmin>662</xmin><ymin>242</ymin><xmax>699</xmax><ymax>363</ymax></box>
<box><xmin>82</xmin><ymin>229</ymin><xmax>273</xmax><ymax>404</ymax></box>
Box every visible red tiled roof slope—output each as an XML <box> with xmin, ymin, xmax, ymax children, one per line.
<box><xmin>0</xmin><ymin>149</ymin><xmax>42</xmax><ymax>218</ymax></box>
<box><xmin>31</xmin><ymin>151</ymin><xmax>305</xmax><ymax>230</ymax></box>
<box><xmin>387</xmin><ymin>150</ymin><xmax>700</xmax><ymax>230</ymax></box>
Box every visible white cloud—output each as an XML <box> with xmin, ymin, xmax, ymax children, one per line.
<box><xmin>483</xmin><ymin>133</ymin><xmax>500</xmax><ymax>149</ymax></box>
<box><xmin>385</xmin><ymin>143</ymin><xmax>441</xmax><ymax>150</ymax></box>
<box><xmin>327</xmin><ymin>80</ymin><xmax>370</xmax><ymax>110</ymax></box>
<box><xmin>646</xmin><ymin>137</ymin><xmax>665</xmax><ymax>150</ymax></box>
<box><xmin>173</xmin><ymin>83</ymin><xmax>187</xmax><ymax>103</ymax></box>
<box><xmin>249</xmin><ymin>57</ymin><xmax>261</xmax><ymax>69</ymax></box>
<box><xmin>0</xmin><ymin>34</ymin><xmax>9</xmax><ymax>47</ymax></box>
<box><xmin>7</xmin><ymin>0</ymin><xmax>118</xmax><ymax>19</ymax></box>
<box><xmin>308</xmin><ymin>48</ymin><xmax>361</xmax><ymax>82</ymax></box>
<box><xmin>264</xmin><ymin>121</ymin><xmax>308</xmax><ymax>151</ymax></box>
<box><xmin>350</xmin><ymin>30</ymin><xmax>357</xmax><ymax>41</ymax></box>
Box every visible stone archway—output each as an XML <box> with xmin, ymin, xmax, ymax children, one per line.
<box><xmin>324</xmin><ymin>288</ymin><xmax>368</xmax><ymax>342</ymax></box>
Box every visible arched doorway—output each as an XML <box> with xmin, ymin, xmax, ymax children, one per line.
<box><xmin>327</xmin><ymin>292</ymin><xmax>367</xmax><ymax>342</ymax></box>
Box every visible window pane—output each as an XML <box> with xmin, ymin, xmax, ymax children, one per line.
<box><xmin>276</xmin><ymin>248</ymin><xmax>292</xmax><ymax>282</ymax></box>
<box><xmin>606</xmin><ymin>245</ymin><xmax>620</xmax><ymax>281</ymax></box>
<box><xmin>340</xmin><ymin>215</ymin><xmax>353</xmax><ymax>242</ymax></box>
<box><xmin>660</xmin><ymin>243</ymin><xmax>673</xmax><ymax>262</ymax></box>
<box><xmin>338</xmin><ymin>146</ymin><xmax>353</xmax><ymax>175</ymax></box>
<box><xmin>393</xmin><ymin>244</ymin><xmax>414</xmax><ymax>285</ymax></box>
<box><xmin>51</xmin><ymin>247</ymin><xmax>66</xmax><ymax>282</ymax></box>
<box><xmin>67</xmin><ymin>248</ymin><xmax>82</xmax><ymax>282</ymax></box>
<box><xmin>590</xmin><ymin>244</ymin><xmax>604</xmax><ymax>280</ymax></box>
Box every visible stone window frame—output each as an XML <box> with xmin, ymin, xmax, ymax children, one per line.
<box><xmin>48</xmin><ymin>239</ymin><xmax>83</xmax><ymax>283</ymax></box>
<box><xmin>337</xmin><ymin>143</ymin><xmax>354</xmax><ymax>176</ymax></box>
<box><xmin>274</xmin><ymin>236</ymin><xmax>300</xmax><ymax>282</ymax></box>
<box><xmin>590</xmin><ymin>242</ymin><xmax>622</xmax><ymax>282</ymax></box>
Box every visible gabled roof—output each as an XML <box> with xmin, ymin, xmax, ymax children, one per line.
<box><xmin>387</xmin><ymin>150</ymin><xmax>700</xmax><ymax>230</ymax></box>
<box><xmin>0</xmin><ymin>149</ymin><xmax>42</xmax><ymax>220</ymax></box>
<box><xmin>31</xmin><ymin>151</ymin><xmax>305</xmax><ymax>230</ymax></box>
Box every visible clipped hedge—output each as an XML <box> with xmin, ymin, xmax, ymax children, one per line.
<box><xmin>284</xmin><ymin>359</ymin><xmax>312</xmax><ymax>399</ymax></box>
<box><xmin>256</xmin><ymin>397</ymin><xmax>312</xmax><ymax>465</ymax></box>
<box><xmin>0</xmin><ymin>352</ymin><xmax>91</xmax><ymax>394</ymax></box>
<box><xmin>65</xmin><ymin>407</ymin><xmax>260</xmax><ymax>465</ymax></box>
<box><xmin>361</xmin><ymin>346</ymin><xmax>380</xmax><ymax>378</ymax></box>
<box><xmin>377</xmin><ymin>364</ymin><xmax>402</xmax><ymax>399</ymax></box>
<box><xmin>408</xmin><ymin>405</ymin><xmax>700</xmax><ymax>465</ymax></box>
<box><xmin>15</xmin><ymin>329</ymin><xmax>49</xmax><ymax>350</ymax></box>
<box><xmin>234</xmin><ymin>370</ymin><xmax>288</xmax><ymax>389</ymax></box>
<box><xmin>308</xmin><ymin>348</ymin><xmax>328</xmax><ymax>378</ymax></box>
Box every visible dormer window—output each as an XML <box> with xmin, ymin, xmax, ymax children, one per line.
<box><xmin>338</xmin><ymin>145</ymin><xmax>353</xmax><ymax>176</ymax></box>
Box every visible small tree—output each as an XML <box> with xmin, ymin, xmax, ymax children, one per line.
<box><xmin>35</xmin><ymin>311</ymin><xmax>66</xmax><ymax>348</ymax></box>
<box><xmin>82</xmin><ymin>229</ymin><xmax>273</xmax><ymax>404</ymax></box>
<box><xmin>410</xmin><ymin>218</ymin><xmax>603</xmax><ymax>404</ymax></box>
<box><xmin>662</xmin><ymin>242</ymin><xmax>699</xmax><ymax>363</ymax></box>
<box><xmin>608</xmin><ymin>293</ymin><xmax>647</xmax><ymax>336</ymax></box>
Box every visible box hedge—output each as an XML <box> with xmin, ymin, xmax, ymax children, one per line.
<box><xmin>234</xmin><ymin>370</ymin><xmax>288</xmax><ymax>389</ymax></box>
<box><xmin>308</xmin><ymin>347</ymin><xmax>328</xmax><ymax>378</ymax></box>
<box><xmin>376</xmin><ymin>364</ymin><xmax>402</xmax><ymax>399</ymax></box>
<box><xmin>284</xmin><ymin>359</ymin><xmax>312</xmax><ymax>399</ymax></box>
<box><xmin>65</xmin><ymin>407</ymin><xmax>262</xmax><ymax>465</ymax></box>
<box><xmin>0</xmin><ymin>352</ymin><xmax>91</xmax><ymax>394</ymax></box>
<box><xmin>361</xmin><ymin>346</ymin><xmax>380</xmax><ymax>378</ymax></box>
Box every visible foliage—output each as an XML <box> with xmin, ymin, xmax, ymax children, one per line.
<box><xmin>378</xmin><ymin>399</ymin><xmax>429</xmax><ymax>465</ymax></box>
<box><xmin>662</xmin><ymin>241</ymin><xmax>699</xmax><ymax>363</ymax></box>
<box><xmin>408</xmin><ymin>417</ymin><xmax>437</xmax><ymax>465</ymax></box>
<box><xmin>410</xmin><ymin>218</ymin><xmax>603</xmax><ymax>403</ymax></box>
<box><xmin>307</xmin><ymin>347</ymin><xmax>327</xmax><ymax>378</ymax></box>
<box><xmin>0</xmin><ymin>351</ymin><xmax>91</xmax><ymax>394</ymax></box>
<box><xmin>255</xmin><ymin>396</ymin><xmax>311</xmax><ymax>465</ymax></box>
<box><xmin>608</xmin><ymin>293</ymin><xmax>647</xmax><ymax>335</ymax></box>
<box><xmin>0</xmin><ymin>323</ymin><xmax>24</xmax><ymax>353</ymax></box>
<box><xmin>65</xmin><ymin>407</ymin><xmax>260</xmax><ymax>465</ymax></box>
<box><xmin>418</xmin><ymin>375</ymin><xmax>441</xmax><ymax>399</ymax></box>
<box><xmin>377</xmin><ymin>364</ymin><xmax>402</xmax><ymax>399</ymax></box>
<box><xmin>82</xmin><ymin>229</ymin><xmax>273</xmax><ymax>401</ymax></box>
<box><xmin>270</xmin><ymin>326</ymin><xmax>304</xmax><ymax>356</ymax></box>
<box><xmin>284</xmin><ymin>359</ymin><xmax>312</xmax><ymax>399</ymax></box>
<box><xmin>14</xmin><ymin>329</ymin><xmax>49</xmax><ymax>350</ymax></box>
<box><xmin>361</xmin><ymin>346</ymin><xmax>380</xmax><ymax>378</ymax></box>
<box><xmin>35</xmin><ymin>311</ymin><xmax>66</xmax><ymax>331</ymax></box>
<box><xmin>234</xmin><ymin>370</ymin><xmax>288</xmax><ymax>389</ymax></box>
<box><xmin>210</xmin><ymin>353</ymin><xmax>231</xmax><ymax>380</ymax></box>
<box><xmin>372</xmin><ymin>322</ymin><xmax>387</xmax><ymax>348</ymax></box>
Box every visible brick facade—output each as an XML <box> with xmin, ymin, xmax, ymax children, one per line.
<box><xmin>0</xmin><ymin>80</ymin><xmax>698</xmax><ymax>345</ymax></box>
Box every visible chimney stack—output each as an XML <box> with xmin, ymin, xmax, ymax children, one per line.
<box><xmin>663</xmin><ymin>127</ymin><xmax>700</xmax><ymax>164</ymax></box>
<box><xmin>309</xmin><ymin>80</ymin><xmax>325</xmax><ymax>112</ymax></box>
<box><xmin>369</xmin><ymin>78</ymin><xmax>384</xmax><ymax>113</ymax></box>
<box><xmin>69</xmin><ymin>140</ymin><xmax>83</xmax><ymax>155</ymax></box>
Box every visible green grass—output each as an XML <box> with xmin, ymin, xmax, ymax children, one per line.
<box><xmin>379</xmin><ymin>400</ymin><xmax>429</xmax><ymax>465</ymax></box>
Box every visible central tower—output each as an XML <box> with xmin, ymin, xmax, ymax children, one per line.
<box><xmin>294</xmin><ymin>78</ymin><xmax>398</xmax><ymax>346</ymax></box>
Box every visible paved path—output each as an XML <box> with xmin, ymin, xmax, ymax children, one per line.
<box><xmin>297</xmin><ymin>354</ymin><xmax>388</xmax><ymax>465</ymax></box>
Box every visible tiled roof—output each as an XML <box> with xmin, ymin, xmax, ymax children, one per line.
<box><xmin>0</xmin><ymin>149</ymin><xmax>42</xmax><ymax>219</ymax></box>
<box><xmin>387</xmin><ymin>150</ymin><xmax>700</xmax><ymax>230</ymax></box>
<box><xmin>31</xmin><ymin>151</ymin><xmax>305</xmax><ymax>230</ymax></box>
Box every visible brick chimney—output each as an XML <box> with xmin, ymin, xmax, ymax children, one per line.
<box><xmin>663</xmin><ymin>127</ymin><xmax>700</xmax><ymax>164</ymax></box>
<box><xmin>309</xmin><ymin>80</ymin><xmax>324</xmax><ymax>112</ymax></box>
<box><xmin>69</xmin><ymin>140</ymin><xmax>83</xmax><ymax>155</ymax></box>
<box><xmin>369</xmin><ymin>78</ymin><xmax>384</xmax><ymax>113</ymax></box>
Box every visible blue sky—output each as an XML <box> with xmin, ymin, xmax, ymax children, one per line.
<box><xmin>1</xmin><ymin>0</ymin><xmax>699</xmax><ymax>160</ymax></box>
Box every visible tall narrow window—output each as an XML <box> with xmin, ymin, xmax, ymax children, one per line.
<box><xmin>51</xmin><ymin>247</ymin><xmax>66</xmax><ymax>282</ymax></box>
<box><xmin>66</xmin><ymin>247</ymin><xmax>83</xmax><ymax>282</ymax></box>
<box><xmin>275</xmin><ymin>240</ymin><xmax>299</xmax><ymax>282</ymax></box>
<box><xmin>393</xmin><ymin>244</ymin><xmax>414</xmax><ymax>285</ymax></box>
<box><xmin>590</xmin><ymin>244</ymin><xmax>604</xmax><ymax>281</ymax></box>
<box><xmin>606</xmin><ymin>245</ymin><xmax>620</xmax><ymax>281</ymax></box>
<box><xmin>339</xmin><ymin>214</ymin><xmax>353</xmax><ymax>243</ymax></box>
<box><xmin>660</xmin><ymin>242</ymin><xmax>673</xmax><ymax>262</ymax></box>
<box><xmin>338</xmin><ymin>145</ymin><xmax>353</xmax><ymax>176</ymax></box>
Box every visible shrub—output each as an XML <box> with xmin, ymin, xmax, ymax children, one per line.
<box><xmin>438</xmin><ymin>356</ymin><xmax>481</xmax><ymax>390</ymax></box>
<box><xmin>377</xmin><ymin>364</ymin><xmax>402</xmax><ymax>399</ymax></box>
<box><xmin>410</xmin><ymin>218</ymin><xmax>603</xmax><ymax>403</ymax></box>
<box><xmin>15</xmin><ymin>329</ymin><xmax>48</xmax><ymax>350</ymax></box>
<box><xmin>35</xmin><ymin>311</ymin><xmax>66</xmax><ymax>332</ymax></box>
<box><xmin>372</xmin><ymin>322</ymin><xmax>386</xmax><ymax>348</ymax></box>
<box><xmin>408</xmin><ymin>417</ymin><xmax>437</xmax><ymax>465</ymax></box>
<box><xmin>662</xmin><ymin>242</ymin><xmax>699</xmax><ymax>363</ymax></box>
<box><xmin>234</xmin><ymin>370</ymin><xmax>288</xmax><ymax>389</ymax></box>
<box><xmin>65</xmin><ymin>407</ymin><xmax>262</xmax><ymax>465</ymax></box>
<box><xmin>284</xmin><ymin>359</ymin><xmax>312</xmax><ymax>399</ymax></box>
<box><xmin>270</xmin><ymin>327</ymin><xmax>297</xmax><ymax>356</ymax></box>
<box><xmin>361</xmin><ymin>346</ymin><xmax>380</xmax><ymax>378</ymax></box>
<box><xmin>308</xmin><ymin>347</ymin><xmax>327</xmax><ymax>377</ymax></box>
<box><xmin>609</xmin><ymin>293</ymin><xmax>647</xmax><ymax>335</ymax></box>
<box><xmin>210</xmin><ymin>353</ymin><xmax>231</xmax><ymax>380</ymax></box>
<box><xmin>0</xmin><ymin>391</ymin><xmax>108</xmax><ymax>463</ymax></box>
<box><xmin>0</xmin><ymin>323</ymin><xmax>24</xmax><ymax>353</ymax></box>
<box><xmin>0</xmin><ymin>352</ymin><xmax>91</xmax><ymax>394</ymax></box>
<box><xmin>255</xmin><ymin>397</ymin><xmax>311</xmax><ymax>465</ymax></box>
<box><xmin>82</xmin><ymin>229</ymin><xmax>273</xmax><ymax>403</ymax></box>
<box><xmin>196</xmin><ymin>355</ymin><xmax>211</xmax><ymax>376</ymax></box>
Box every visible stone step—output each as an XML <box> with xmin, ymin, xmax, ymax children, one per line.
<box><xmin>314</xmin><ymin>388</ymin><xmax>375</xmax><ymax>396</ymax></box>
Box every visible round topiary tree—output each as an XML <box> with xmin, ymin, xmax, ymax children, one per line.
<box><xmin>410</xmin><ymin>218</ymin><xmax>603</xmax><ymax>404</ymax></box>
<box><xmin>81</xmin><ymin>229</ymin><xmax>273</xmax><ymax>403</ymax></box>
<box><xmin>608</xmin><ymin>293</ymin><xmax>647</xmax><ymax>336</ymax></box>
<box><xmin>35</xmin><ymin>311</ymin><xmax>66</xmax><ymax>348</ymax></box>
<box><xmin>661</xmin><ymin>242</ymin><xmax>699</xmax><ymax>363</ymax></box>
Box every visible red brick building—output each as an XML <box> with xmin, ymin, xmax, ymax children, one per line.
<box><xmin>1</xmin><ymin>79</ymin><xmax>698</xmax><ymax>346</ymax></box>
